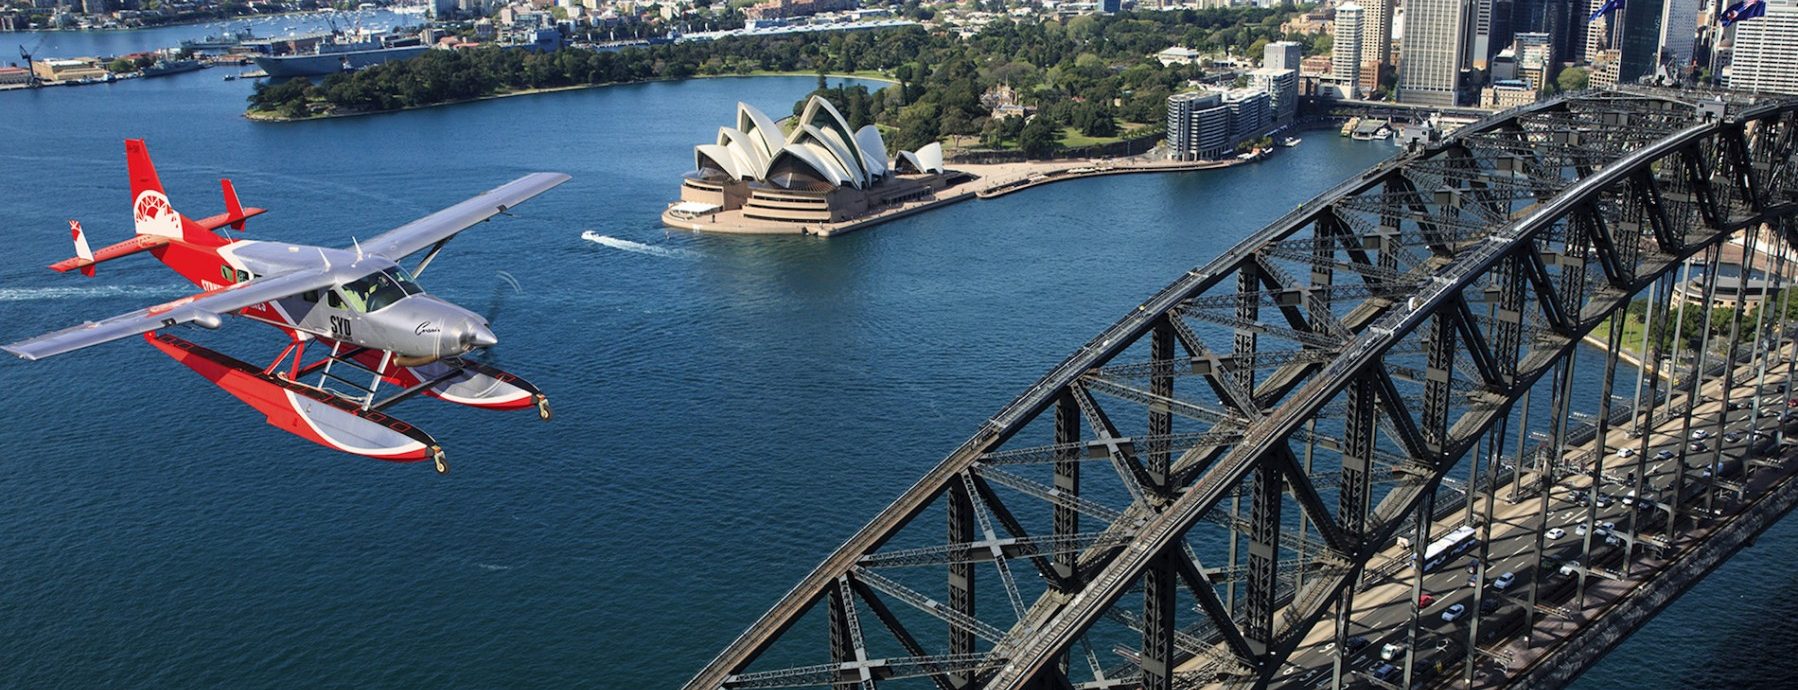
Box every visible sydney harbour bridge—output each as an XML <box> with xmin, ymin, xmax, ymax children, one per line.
<box><xmin>683</xmin><ymin>88</ymin><xmax>1798</xmax><ymax>690</ymax></box>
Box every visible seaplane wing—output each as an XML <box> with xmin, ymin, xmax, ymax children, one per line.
<box><xmin>2</xmin><ymin>268</ymin><xmax>338</xmax><ymax>361</ymax></box>
<box><xmin>359</xmin><ymin>172</ymin><xmax>570</xmax><ymax>261</ymax></box>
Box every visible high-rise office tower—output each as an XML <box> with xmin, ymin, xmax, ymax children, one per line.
<box><xmin>1619</xmin><ymin>0</ymin><xmax>1668</xmax><ymax>82</ymax></box>
<box><xmin>1400</xmin><ymin>0</ymin><xmax>1477</xmax><ymax>106</ymax></box>
<box><xmin>1511</xmin><ymin>0</ymin><xmax>1584</xmax><ymax>65</ymax></box>
<box><xmin>1586</xmin><ymin>0</ymin><xmax>1619</xmax><ymax>61</ymax></box>
<box><xmin>1729</xmin><ymin>0</ymin><xmax>1798</xmax><ymax>94</ymax></box>
<box><xmin>1658</xmin><ymin>0</ymin><xmax>1703</xmax><ymax>69</ymax></box>
<box><xmin>1474</xmin><ymin>0</ymin><xmax>1516</xmax><ymax>65</ymax></box>
<box><xmin>1335</xmin><ymin>2</ymin><xmax>1366</xmax><ymax>93</ymax></box>
<box><xmin>1360</xmin><ymin>0</ymin><xmax>1395</xmax><ymax>66</ymax></box>
<box><xmin>1265</xmin><ymin>41</ymin><xmax>1304</xmax><ymax>72</ymax></box>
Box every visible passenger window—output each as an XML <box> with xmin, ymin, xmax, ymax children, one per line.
<box><xmin>302</xmin><ymin>290</ymin><xmax>319</xmax><ymax>303</ymax></box>
<box><xmin>235</xmin><ymin>269</ymin><xmax>251</xmax><ymax>283</ymax></box>
<box><xmin>338</xmin><ymin>286</ymin><xmax>369</xmax><ymax>313</ymax></box>
<box><xmin>219</xmin><ymin>265</ymin><xmax>234</xmax><ymax>283</ymax></box>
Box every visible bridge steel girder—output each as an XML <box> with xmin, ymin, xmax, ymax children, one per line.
<box><xmin>686</xmin><ymin>90</ymin><xmax>1798</xmax><ymax>690</ymax></box>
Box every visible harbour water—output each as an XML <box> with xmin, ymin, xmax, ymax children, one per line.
<box><xmin>0</xmin><ymin>67</ymin><xmax>1790</xmax><ymax>687</ymax></box>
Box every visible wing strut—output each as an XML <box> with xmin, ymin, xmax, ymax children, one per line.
<box><xmin>414</xmin><ymin>237</ymin><xmax>454</xmax><ymax>278</ymax></box>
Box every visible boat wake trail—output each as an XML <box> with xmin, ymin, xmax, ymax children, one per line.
<box><xmin>581</xmin><ymin>231</ymin><xmax>695</xmax><ymax>259</ymax></box>
<box><xmin>0</xmin><ymin>285</ymin><xmax>189</xmax><ymax>302</ymax></box>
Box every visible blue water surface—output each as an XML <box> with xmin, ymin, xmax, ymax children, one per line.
<box><xmin>1</xmin><ymin>66</ymin><xmax>1764</xmax><ymax>689</ymax></box>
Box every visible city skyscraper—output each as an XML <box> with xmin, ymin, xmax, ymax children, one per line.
<box><xmin>1474</xmin><ymin>0</ymin><xmax>1516</xmax><ymax>66</ymax></box>
<box><xmin>1399</xmin><ymin>0</ymin><xmax>1477</xmax><ymax>106</ymax></box>
<box><xmin>1360</xmin><ymin>0</ymin><xmax>1395</xmax><ymax>66</ymax></box>
<box><xmin>1728</xmin><ymin>0</ymin><xmax>1798</xmax><ymax>94</ymax></box>
<box><xmin>1513</xmin><ymin>0</ymin><xmax>1584</xmax><ymax>64</ymax></box>
<box><xmin>1335</xmin><ymin>2</ymin><xmax>1366</xmax><ymax>95</ymax></box>
<box><xmin>1619</xmin><ymin>0</ymin><xmax>1669</xmax><ymax>82</ymax></box>
<box><xmin>1586</xmin><ymin>0</ymin><xmax>1620</xmax><ymax>62</ymax></box>
<box><xmin>1658</xmin><ymin>0</ymin><xmax>1704</xmax><ymax>69</ymax></box>
<box><xmin>1265</xmin><ymin>41</ymin><xmax>1304</xmax><ymax>72</ymax></box>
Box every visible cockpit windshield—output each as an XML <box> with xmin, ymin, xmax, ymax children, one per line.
<box><xmin>339</xmin><ymin>267</ymin><xmax>423</xmax><ymax>313</ymax></box>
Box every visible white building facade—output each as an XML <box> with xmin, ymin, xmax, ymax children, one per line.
<box><xmin>1728</xmin><ymin>0</ymin><xmax>1798</xmax><ymax>95</ymax></box>
<box><xmin>1335</xmin><ymin>2</ymin><xmax>1366</xmax><ymax>96</ymax></box>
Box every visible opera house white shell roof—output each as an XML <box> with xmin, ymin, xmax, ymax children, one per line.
<box><xmin>694</xmin><ymin>96</ymin><xmax>944</xmax><ymax>192</ymax></box>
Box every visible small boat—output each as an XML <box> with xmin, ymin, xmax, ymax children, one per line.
<box><xmin>1279</xmin><ymin>137</ymin><xmax>1301</xmax><ymax>148</ymax></box>
<box><xmin>223</xmin><ymin>73</ymin><xmax>238</xmax><ymax>81</ymax></box>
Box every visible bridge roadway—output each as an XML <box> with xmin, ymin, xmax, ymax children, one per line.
<box><xmin>1251</xmin><ymin>348</ymin><xmax>1797</xmax><ymax>689</ymax></box>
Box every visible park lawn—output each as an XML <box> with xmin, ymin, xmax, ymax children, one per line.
<box><xmin>1593</xmin><ymin>306</ymin><xmax>1657</xmax><ymax>357</ymax></box>
<box><xmin>1056</xmin><ymin>121</ymin><xmax>1154</xmax><ymax>148</ymax></box>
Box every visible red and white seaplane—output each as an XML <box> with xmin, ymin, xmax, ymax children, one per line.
<box><xmin>3</xmin><ymin>140</ymin><xmax>570</xmax><ymax>473</ymax></box>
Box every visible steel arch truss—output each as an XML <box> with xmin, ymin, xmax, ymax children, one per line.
<box><xmin>684</xmin><ymin>90</ymin><xmax>1798</xmax><ymax>690</ymax></box>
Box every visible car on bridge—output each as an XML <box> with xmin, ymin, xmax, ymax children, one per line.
<box><xmin>1381</xmin><ymin>642</ymin><xmax>1405</xmax><ymax>661</ymax></box>
<box><xmin>1693</xmin><ymin>429</ymin><xmax>1711</xmax><ymax>440</ymax></box>
<box><xmin>1441</xmin><ymin>603</ymin><xmax>1467</xmax><ymax>622</ymax></box>
<box><xmin>1657</xmin><ymin>449</ymin><xmax>1675</xmax><ymax>461</ymax></box>
<box><xmin>1373</xmin><ymin>663</ymin><xmax>1400</xmax><ymax>683</ymax></box>
<box><xmin>1547</xmin><ymin>527</ymin><xmax>1567</xmax><ymax>539</ymax></box>
<box><xmin>1419</xmin><ymin>592</ymin><xmax>1436</xmax><ymax>608</ymax></box>
<box><xmin>1492</xmin><ymin>571</ymin><xmax>1516</xmax><ymax>590</ymax></box>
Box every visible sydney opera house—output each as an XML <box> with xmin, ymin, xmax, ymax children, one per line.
<box><xmin>665</xmin><ymin>96</ymin><xmax>957</xmax><ymax>233</ymax></box>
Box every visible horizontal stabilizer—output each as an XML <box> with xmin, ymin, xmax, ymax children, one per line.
<box><xmin>193</xmin><ymin>207</ymin><xmax>267</xmax><ymax>233</ymax></box>
<box><xmin>49</xmin><ymin>233</ymin><xmax>171</xmax><ymax>274</ymax></box>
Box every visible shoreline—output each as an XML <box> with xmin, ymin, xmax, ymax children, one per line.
<box><xmin>662</xmin><ymin>151</ymin><xmax>1272</xmax><ymax>238</ymax></box>
<box><xmin>14</xmin><ymin>8</ymin><xmax>374</xmax><ymax>35</ymax></box>
<box><xmin>244</xmin><ymin>71</ymin><xmax>895</xmax><ymax>123</ymax></box>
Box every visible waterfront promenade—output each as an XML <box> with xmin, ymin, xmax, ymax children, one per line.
<box><xmin>660</xmin><ymin>152</ymin><xmax>1265</xmax><ymax>237</ymax></box>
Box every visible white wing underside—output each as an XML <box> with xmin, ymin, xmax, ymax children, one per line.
<box><xmin>1</xmin><ymin>268</ymin><xmax>338</xmax><ymax>361</ymax></box>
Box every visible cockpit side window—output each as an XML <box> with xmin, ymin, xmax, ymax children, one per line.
<box><xmin>340</xmin><ymin>269</ymin><xmax>413</xmax><ymax>313</ymax></box>
<box><xmin>388</xmin><ymin>267</ymin><xmax>423</xmax><ymax>295</ymax></box>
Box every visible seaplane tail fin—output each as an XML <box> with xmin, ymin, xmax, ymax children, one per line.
<box><xmin>71</xmin><ymin>221</ymin><xmax>94</xmax><ymax>277</ymax></box>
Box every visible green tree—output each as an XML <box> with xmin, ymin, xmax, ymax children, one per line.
<box><xmin>893</xmin><ymin>100</ymin><xmax>940</xmax><ymax>152</ymax></box>
<box><xmin>1019</xmin><ymin>116</ymin><xmax>1058</xmax><ymax>158</ymax></box>
<box><xmin>1557</xmin><ymin>66</ymin><xmax>1589</xmax><ymax>93</ymax></box>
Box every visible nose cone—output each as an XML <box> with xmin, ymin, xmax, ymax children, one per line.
<box><xmin>466</xmin><ymin>322</ymin><xmax>498</xmax><ymax>350</ymax></box>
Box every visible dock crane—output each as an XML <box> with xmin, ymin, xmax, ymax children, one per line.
<box><xmin>18</xmin><ymin>34</ymin><xmax>44</xmax><ymax>88</ymax></box>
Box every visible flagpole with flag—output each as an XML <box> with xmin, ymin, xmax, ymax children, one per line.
<box><xmin>1722</xmin><ymin>0</ymin><xmax>1768</xmax><ymax>26</ymax></box>
<box><xmin>1589</xmin><ymin>0</ymin><xmax>1625</xmax><ymax>22</ymax></box>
